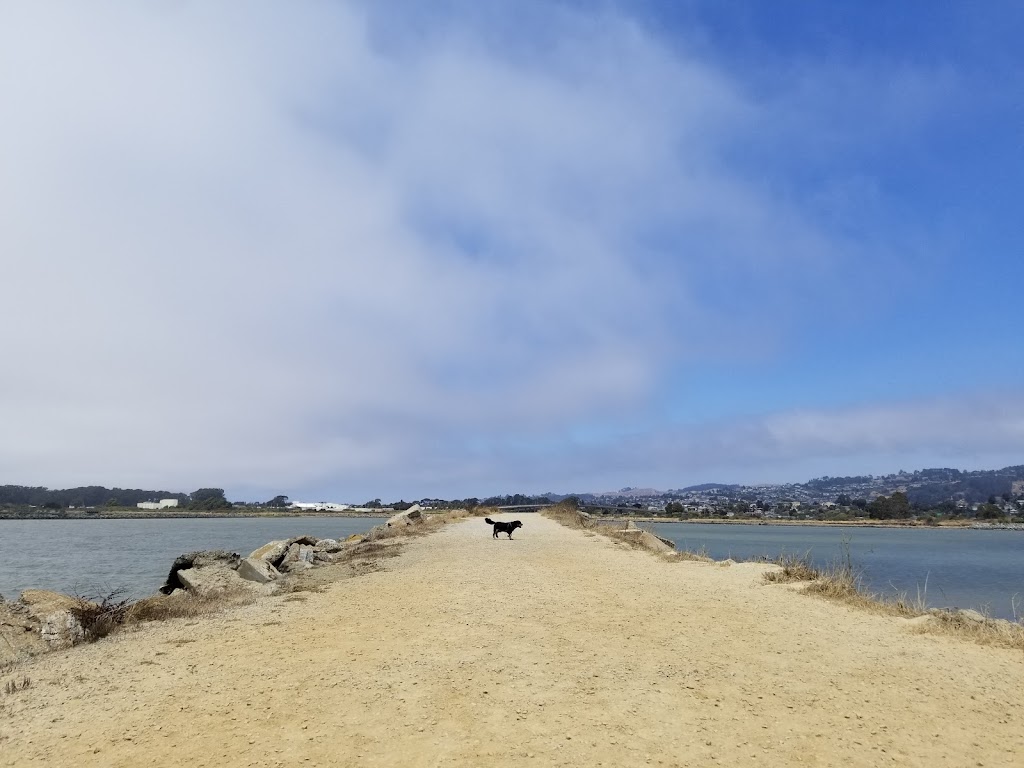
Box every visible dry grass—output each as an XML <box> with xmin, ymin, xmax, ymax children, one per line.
<box><xmin>762</xmin><ymin>551</ymin><xmax>1024</xmax><ymax>651</ymax></box>
<box><xmin>542</xmin><ymin>504</ymin><xmax>711</xmax><ymax>561</ymax></box>
<box><xmin>126</xmin><ymin>588</ymin><xmax>258</xmax><ymax>624</ymax></box>
<box><xmin>542</xmin><ymin>503</ymin><xmax>597</xmax><ymax>530</ymax></box>
<box><xmin>548</xmin><ymin>506</ymin><xmax>1024</xmax><ymax>650</ymax></box>
<box><xmin>363</xmin><ymin>507</ymin><xmax>483</xmax><ymax>542</ymax></box>
<box><xmin>3</xmin><ymin>676</ymin><xmax>31</xmax><ymax>695</ymax></box>
<box><xmin>762</xmin><ymin>553</ymin><xmax>820</xmax><ymax>584</ymax></box>
<box><xmin>916</xmin><ymin>609</ymin><xmax>1024</xmax><ymax>649</ymax></box>
<box><xmin>676</xmin><ymin>545</ymin><xmax>713</xmax><ymax>563</ymax></box>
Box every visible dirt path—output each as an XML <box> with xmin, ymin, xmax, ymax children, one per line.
<box><xmin>2</xmin><ymin>514</ymin><xmax>1022</xmax><ymax>767</ymax></box>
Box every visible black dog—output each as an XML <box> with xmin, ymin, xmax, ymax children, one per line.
<box><xmin>485</xmin><ymin>517</ymin><xmax>523</xmax><ymax>539</ymax></box>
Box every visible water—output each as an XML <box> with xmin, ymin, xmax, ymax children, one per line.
<box><xmin>649</xmin><ymin>522</ymin><xmax>1024</xmax><ymax>621</ymax></box>
<box><xmin>3</xmin><ymin>518</ymin><xmax>1022</xmax><ymax>621</ymax></box>
<box><xmin>0</xmin><ymin>516</ymin><xmax>387</xmax><ymax>601</ymax></box>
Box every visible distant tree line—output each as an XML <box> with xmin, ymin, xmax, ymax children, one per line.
<box><xmin>0</xmin><ymin>485</ymin><xmax>236</xmax><ymax>510</ymax></box>
<box><xmin>0</xmin><ymin>485</ymin><xmax>189</xmax><ymax>509</ymax></box>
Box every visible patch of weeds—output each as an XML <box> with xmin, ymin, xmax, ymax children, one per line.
<box><xmin>3</xmin><ymin>676</ymin><xmax>30</xmax><ymax>695</ymax></box>
<box><xmin>920</xmin><ymin>609</ymin><xmax>1024</xmax><ymax>650</ymax></box>
<box><xmin>127</xmin><ymin>588</ymin><xmax>256</xmax><ymax>623</ymax></box>
<box><xmin>677</xmin><ymin>545</ymin><xmax>713</xmax><ymax>562</ymax></box>
<box><xmin>70</xmin><ymin>587</ymin><xmax>132</xmax><ymax>642</ymax></box>
<box><xmin>763</xmin><ymin>553</ymin><xmax>819</xmax><ymax>583</ymax></box>
<box><xmin>282</xmin><ymin>595</ymin><xmax>308</xmax><ymax>603</ymax></box>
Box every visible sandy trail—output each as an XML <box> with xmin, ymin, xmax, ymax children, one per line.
<box><xmin>1</xmin><ymin>513</ymin><xmax>1022</xmax><ymax>767</ymax></box>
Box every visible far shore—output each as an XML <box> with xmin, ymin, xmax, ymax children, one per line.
<box><xmin>2</xmin><ymin>508</ymin><xmax>1020</xmax><ymax>529</ymax></box>
<box><xmin>0</xmin><ymin>509</ymin><xmax>391</xmax><ymax>520</ymax></box>
<box><xmin>591</xmin><ymin>515</ymin><xmax>1012</xmax><ymax>529</ymax></box>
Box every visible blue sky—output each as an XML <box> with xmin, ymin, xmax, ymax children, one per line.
<box><xmin>1</xmin><ymin>1</ymin><xmax>1021</xmax><ymax>501</ymax></box>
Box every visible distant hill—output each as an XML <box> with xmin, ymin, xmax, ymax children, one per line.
<box><xmin>563</xmin><ymin>465</ymin><xmax>1024</xmax><ymax>507</ymax></box>
<box><xmin>671</xmin><ymin>483</ymin><xmax>741</xmax><ymax>494</ymax></box>
<box><xmin>594</xmin><ymin>487</ymin><xmax>664</xmax><ymax>498</ymax></box>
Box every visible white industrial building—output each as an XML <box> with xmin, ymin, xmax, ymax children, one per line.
<box><xmin>137</xmin><ymin>499</ymin><xmax>180</xmax><ymax>510</ymax></box>
<box><xmin>288</xmin><ymin>501</ymin><xmax>351</xmax><ymax>512</ymax></box>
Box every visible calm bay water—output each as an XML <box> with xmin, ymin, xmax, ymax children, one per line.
<box><xmin>2</xmin><ymin>518</ymin><xmax>1022</xmax><ymax>621</ymax></box>
<box><xmin>650</xmin><ymin>522</ymin><xmax>1024</xmax><ymax>621</ymax></box>
<box><xmin>0</xmin><ymin>517</ymin><xmax>386</xmax><ymax>601</ymax></box>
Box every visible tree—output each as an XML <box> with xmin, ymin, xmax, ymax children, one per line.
<box><xmin>188</xmin><ymin>488</ymin><xmax>232</xmax><ymax>510</ymax></box>
<box><xmin>867</xmin><ymin>492</ymin><xmax>911</xmax><ymax>519</ymax></box>
<box><xmin>265</xmin><ymin>495</ymin><xmax>289</xmax><ymax>508</ymax></box>
<box><xmin>977</xmin><ymin>503</ymin><xmax>1003</xmax><ymax>520</ymax></box>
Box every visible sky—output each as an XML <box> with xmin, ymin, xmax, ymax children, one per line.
<box><xmin>1</xmin><ymin>1</ymin><xmax>1022</xmax><ymax>502</ymax></box>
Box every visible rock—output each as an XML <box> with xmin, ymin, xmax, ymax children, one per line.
<box><xmin>902</xmin><ymin>615</ymin><xmax>934</xmax><ymax>628</ymax></box>
<box><xmin>386</xmin><ymin>507</ymin><xmax>423</xmax><ymax>527</ymax></box>
<box><xmin>249</xmin><ymin>540</ymin><xmax>290</xmax><ymax>564</ymax></box>
<box><xmin>314</xmin><ymin>538</ymin><xmax>343</xmax><ymax>552</ymax></box>
<box><xmin>652</xmin><ymin>532</ymin><xmax>676</xmax><ymax>549</ymax></box>
<box><xmin>956</xmin><ymin>609</ymin><xmax>988</xmax><ymax>623</ymax></box>
<box><xmin>19</xmin><ymin>590</ymin><xmax>86</xmax><ymax>649</ymax></box>
<box><xmin>0</xmin><ymin>599</ymin><xmax>48</xmax><ymax>664</ymax></box>
<box><xmin>176</xmin><ymin>565</ymin><xmax>239</xmax><ymax>595</ymax></box>
<box><xmin>19</xmin><ymin>589</ymin><xmax>80</xmax><ymax>620</ymax></box>
<box><xmin>236</xmin><ymin>557</ymin><xmax>280</xmax><ymax>584</ymax></box>
<box><xmin>40</xmin><ymin>611</ymin><xmax>85</xmax><ymax>648</ymax></box>
<box><xmin>160</xmin><ymin>550</ymin><xmax>241</xmax><ymax>594</ymax></box>
<box><xmin>345</xmin><ymin>534</ymin><xmax>365</xmax><ymax>543</ymax></box>
<box><xmin>249</xmin><ymin>536</ymin><xmax>321</xmax><ymax>569</ymax></box>
<box><xmin>719</xmin><ymin>558</ymin><xmax>737</xmax><ymax>568</ymax></box>
<box><xmin>639</xmin><ymin>531</ymin><xmax>677</xmax><ymax>556</ymax></box>
<box><xmin>929</xmin><ymin>607</ymin><xmax>995</xmax><ymax>625</ymax></box>
<box><xmin>614</xmin><ymin>529</ymin><xmax>678</xmax><ymax>556</ymax></box>
<box><xmin>278</xmin><ymin>543</ymin><xmax>315</xmax><ymax>573</ymax></box>
<box><xmin>312</xmin><ymin>539</ymin><xmax>346</xmax><ymax>564</ymax></box>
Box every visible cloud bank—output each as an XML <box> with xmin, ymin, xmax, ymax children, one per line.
<box><xmin>1</xmin><ymin>2</ymin><xmax>1019</xmax><ymax>499</ymax></box>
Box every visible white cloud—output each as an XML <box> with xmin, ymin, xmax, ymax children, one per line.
<box><xmin>0</xmin><ymin>2</ymin><xmax>1007</xmax><ymax>499</ymax></box>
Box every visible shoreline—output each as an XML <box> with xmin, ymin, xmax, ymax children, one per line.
<box><xmin>599</xmin><ymin>516</ymin><xmax>1015</xmax><ymax>529</ymax></box>
<box><xmin>0</xmin><ymin>509</ymin><xmax>393</xmax><ymax>520</ymax></box>
<box><xmin>2</xmin><ymin>512</ymin><xmax>1022</xmax><ymax>767</ymax></box>
<box><xmin>2</xmin><ymin>510</ymin><xmax>1019</xmax><ymax>530</ymax></box>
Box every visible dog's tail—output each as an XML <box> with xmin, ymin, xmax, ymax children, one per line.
<box><xmin>484</xmin><ymin>518</ymin><xmax>495</xmax><ymax>525</ymax></box>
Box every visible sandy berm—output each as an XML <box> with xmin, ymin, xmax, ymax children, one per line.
<box><xmin>1</xmin><ymin>514</ymin><xmax>1022</xmax><ymax>767</ymax></box>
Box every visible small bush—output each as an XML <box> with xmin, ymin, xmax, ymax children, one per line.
<box><xmin>70</xmin><ymin>588</ymin><xmax>132</xmax><ymax>641</ymax></box>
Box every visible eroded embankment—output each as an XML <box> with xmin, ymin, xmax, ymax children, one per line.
<box><xmin>2</xmin><ymin>513</ymin><xmax>1023</xmax><ymax>768</ymax></box>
